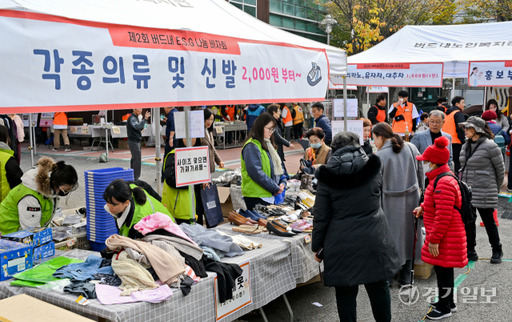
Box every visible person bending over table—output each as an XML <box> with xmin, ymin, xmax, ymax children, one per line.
<box><xmin>103</xmin><ymin>179</ymin><xmax>174</xmax><ymax>238</ymax></box>
<box><xmin>0</xmin><ymin>156</ymin><xmax>78</xmax><ymax>234</ymax></box>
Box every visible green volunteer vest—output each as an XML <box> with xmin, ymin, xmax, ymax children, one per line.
<box><xmin>0</xmin><ymin>183</ymin><xmax>54</xmax><ymax>234</ymax></box>
<box><xmin>118</xmin><ymin>184</ymin><xmax>174</xmax><ymax>236</ymax></box>
<box><xmin>241</xmin><ymin>138</ymin><xmax>272</xmax><ymax>198</ymax></box>
<box><xmin>0</xmin><ymin>148</ymin><xmax>14</xmax><ymax>202</ymax></box>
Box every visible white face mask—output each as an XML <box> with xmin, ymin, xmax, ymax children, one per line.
<box><xmin>425</xmin><ymin>162</ymin><xmax>436</xmax><ymax>173</ymax></box>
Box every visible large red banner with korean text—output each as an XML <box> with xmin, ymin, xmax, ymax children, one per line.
<box><xmin>346</xmin><ymin>62</ymin><xmax>443</xmax><ymax>87</ymax></box>
<box><xmin>468</xmin><ymin>61</ymin><xmax>512</xmax><ymax>87</ymax></box>
<box><xmin>0</xmin><ymin>11</ymin><xmax>329</xmax><ymax>113</ymax></box>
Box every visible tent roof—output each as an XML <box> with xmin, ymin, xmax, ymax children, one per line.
<box><xmin>0</xmin><ymin>0</ymin><xmax>346</xmax><ymax>77</ymax></box>
<box><xmin>348</xmin><ymin>21</ymin><xmax>512</xmax><ymax>78</ymax></box>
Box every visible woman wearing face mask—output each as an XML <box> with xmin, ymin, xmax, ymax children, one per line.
<box><xmin>372</xmin><ymin>122</ymin><xmax>424</xmax><ymax>287</ymax></box>
<box><xmin>103</xmin><ymin>179</ymin><xmax>174</xmax><ymax>238</ymax></box>
<box><xmin>267</xmin><ymin>104</ymin><xmax>294</xmax><ymax>165</ymax></box>
<box><xmin>0</xmin><ymin>157</ymin><xmax>78</xmax><ymax>234</ymax></box>
<box><xmin>304</xmin><ymin>127</ymin><xmax>331</xmax><ymax>166</ymax></box>
<box><xmin>459</xmin><ymin>116</ymin><xmax>505</xmax><ymax>264</ymax></box>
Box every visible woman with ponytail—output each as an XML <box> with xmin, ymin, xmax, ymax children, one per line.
<box><xmin>103</xmin><ymin>179</ymin><xmax>173</xmax><ymax>238</ymax></box>
<box><xmin>0</xmin><ymin>157</ymin><xmax>78</xmax><ymax>234</ymax></box>
<box><xmin>372</xmin><ymin>122</ymin><xmax>424</xmax><ymax>286</ymax></box>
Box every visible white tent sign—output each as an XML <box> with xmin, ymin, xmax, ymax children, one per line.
<box><xmin>366</xmin><ymin>86</ymin><xmax>389</xmax><ymax>93</ymax></box>
<box><xmin>333</xmin><ymin>98</ymin><xmax>358</xmax><ymax>118</ymax></box>
<box><xmin>346</xmin><ymin>63</ymin><xmax>443</xmax><ymax>87</ymax></box>
<box><xmin>175</xmin><ymin>146</ymin><xmax>210</xmax><ymax>187</ymax></box>
<box><xmin>174</xmin><ymin>111</ymin><xmax>206</xmax><ymax>139</ymax></box>
<box><xmin>468</xmin><ymin>61</ymin><xmax>512</xmax><ymax>87</ymax></box>
<box><xmin>0</xmin><ymin>0</ymin><xmax>346</xmax><ymax>113</ymax></box>
<box><xmin>332</xmin><ymin>120</ymin><xmax>364</xmax><ymax>145</ymax></box>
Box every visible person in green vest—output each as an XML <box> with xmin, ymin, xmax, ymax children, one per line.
<box><xmin>103</xmin><ymin>179</ymin><xmax>174</xmax><ymax>239</ymax></box>
<box><xmin>0</xmin><ymin>156</ymin><xmax>78</xmax><ymax>235</ymax></box>
<box><xmin>241</xmin><ymin>113</ymin><xmax>287</xmax><ymax>210</ymax></box>
<box><xmin>0</xmin><ymin>125</ymin><xmax>23</xmax><ymax>204</ymax></box>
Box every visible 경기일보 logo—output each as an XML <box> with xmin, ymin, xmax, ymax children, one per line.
<box><xmin>307</xmin><ymin>62</ymin><xmax>322</xmax><ymax>86</ymax></box>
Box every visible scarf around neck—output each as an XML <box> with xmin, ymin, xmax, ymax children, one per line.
<box><xmin>264</xmin><ymin>138</ymin><xmax>284</xmax><ymax>176</ymax></box>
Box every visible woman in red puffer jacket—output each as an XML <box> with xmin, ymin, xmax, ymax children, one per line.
<box><xmin>413</xmin><ymin>136</ymin><xmax>468</xmax><ymax>320</ymax></box>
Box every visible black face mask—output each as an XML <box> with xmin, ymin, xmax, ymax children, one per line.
<box><xmin>57</xmin><ymin>190</ymin><xmax>70</xmax><ymax>197</ymax></box>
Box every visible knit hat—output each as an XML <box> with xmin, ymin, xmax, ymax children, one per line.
<box><xmin>481</xmin><ymin>110</ymin><xmax>497</xmax><ymax>121</ymax></box>
<box><xmin>416</xmin><ymin>136</ymin><xmax>450</xmax><ymax>164</ymax></box>
<box><xmin>459</xmin><ymin>116</ymin><xmax>487</xmax><ymax>134</ymax></box>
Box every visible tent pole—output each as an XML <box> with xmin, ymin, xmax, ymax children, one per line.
<box><xmin>105</xmin><ymin>112</ymin><xmax>109</xmax><ymax>160</ymax></box>
<box><xmin>451</xmin><ymin>78</ymin><xmax>456</xmax><ymax>100</ymax></box>
<box><xmin>184</xmin><ymin>106</ymin><xmax>195</xmax><ymax>224</ymax></box>
<box><xmin>483</xmin><ymin>87</ymin><xmax>487</xmax><ymax>107</ymax></box>
<box><xmin>343</xmin><ymin>76</ymin><xmax>348</xmax><ymax>130</ymax></box>
<box><xmin>29</xmin><ymin>113</ymin><xmax>35</xmax><ymax>166</ymax></box>
<box><xmin>153</xmin><ymin>107</ymin><xmax>162</xmax><ymax>195</ymax></box>
<box><xmin>366</xmin><ymin>88</ymin><xmax>370</xmax><ymax>118</ymax></box>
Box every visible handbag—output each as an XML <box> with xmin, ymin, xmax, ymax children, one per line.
<box><xmin>200</xmin><ymin>184</ymin><xmax>224</xmax><ymax>227</ymax></box>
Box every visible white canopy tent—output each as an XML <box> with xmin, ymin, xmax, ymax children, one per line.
<box><xmin>347</xmin><ymin>21</ymin><xmax>512</xmax><ymax>81</ymax></box>
<box><xmin>0</xmin><ymin>0</ymin><xmax>347</xmax><ymax>195</ymax></box>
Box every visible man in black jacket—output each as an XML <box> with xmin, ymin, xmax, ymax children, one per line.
<box><xmin>127</xmin><ymin>109</ymin><xmax>150</xmax><ymax>180</ymax></box>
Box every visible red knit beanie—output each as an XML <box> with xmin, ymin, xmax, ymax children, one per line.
<box><xmin>416</xmin><ymin>136</ymin><xmax>450</xmax><ymax>164</ymax></box>
<box><xmin>481</xmin><ymin>110</ymin><xmax>497</xmax><ymax>121</ymax></box>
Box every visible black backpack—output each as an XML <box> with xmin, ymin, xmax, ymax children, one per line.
<box><xmin>433</xmin><ymin>172</ymin><xmax>476</xmax><ymax>224</ymax></box>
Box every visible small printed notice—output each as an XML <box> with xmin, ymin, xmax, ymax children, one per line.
<box><xmin>175</xmin><ymin>110</ymin><xmax>206</xmax><ymax>139</ymax></box>
<box><xmin>174</xmin><ymin>146</ymin><xmax>210</xmax><ymax>187</ymax></box>
<box><xmin>332</xmin><ymin>120</ymin><xmax>364</xmax><ymax>145</ymax></box>
<box><xmin>333</xmin><ymin>98</ymin><xmax>358</xmax><ymax>118</ymax></box>
<box><xmin>216</xmin><ymin>262</ymin><xmax>251</xmax><ymax>321</ymax></box>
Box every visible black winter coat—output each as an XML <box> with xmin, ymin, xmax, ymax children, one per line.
<box><xmin>312</xmin><ymin>147</ymin><xmax>400</xmax><ymax>287</ymax></box>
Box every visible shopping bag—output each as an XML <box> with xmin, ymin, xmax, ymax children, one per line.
<box><xmin>200</xmin><ymin>184</ymin><xmax>224</xmax><ymax>227</ymax></box>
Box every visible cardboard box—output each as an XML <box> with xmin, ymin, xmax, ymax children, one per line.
<box><xmin>33</xmin><ymin>242</ymin><xmax>56</xmax><ymax>263</ymax></box>
<box><xmin>2</xmin><ymin>227</ymin><xmax>52</xmax><ymax>246</ymax></box>
<box><xmin>414</xmin><ymin>262</ymin><xmax>433</xmax><ymax>280</ymax></box>
<box><xmin>0</xmin><ymin>239</ymin><xmax>33</xmax><ymax>281</ymax></box>
<box><xmin>0</xmin><ymin>294</ymin><xmax>94</xmax><ymax>321</ymax></box>
<box><xmin>218</xmin><ymin>187</ymin><xmax>233</xmax><ymax>218</ymax></box>
<box><xmin>118</xmin><ymin>139</ymin><xmax>129</xmax><ymax>149</ymax></box>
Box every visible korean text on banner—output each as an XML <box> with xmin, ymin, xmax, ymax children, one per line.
<box><xmin>468</xmin><ymin>61</ymin><xmax>512</xmax><ymax>87</ymax></box>
<box><xmin>333</xmin><ymin>98</ymin><xmax>358</xmax><ymax>118</ymax></box>
<box><xmin>0</xmin><ymin>11</ymin><xmax>329</xmax><ymax>111</ymax></box>
<box><xmin>215</xmin><ymin>262</ymin><xmax>251</xmax><ymax>321</ymax></box>
<box><xmin>174</xmin><ymin>146</ymin><xmax>210</xmax><ymax>187</ymax></box>
<box><xmin>332</xmin><ymin>120</ymin><xmax>364</xmax><ymax>145</ymax></box>
<box><xmin>346</xmin><ymin>63</ymin><xmax>444</xmax><ymax>87</ymax></box>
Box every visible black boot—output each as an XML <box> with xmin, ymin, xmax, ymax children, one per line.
<box><xmin>491</xmin><ymin>245</ymin><xmax>503</xmax><ymax>264</ymax></box>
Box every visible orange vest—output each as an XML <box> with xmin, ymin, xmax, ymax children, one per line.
<box><xmin>53</xmin><ymin>112</ymin><xmax>68</xmax><ymax>126</ymax></box>
<box><xmin>225</xmin><ymin>105</ymin><xmax>235</xmax><ymax>121</ymax></box>
<box><xmin>391</xmin><ymin>102</ymin><xmax>413</xmax><ymax>134</ymax></box>
<box><xmin>442</xmin><ymin>110</ymin><xmax>461</xmax><ymax>144</ymax></box>
<box><xmin>293</xmin><ymin>105</ymin><xmax>304</xmax><ymax>125</ymax></box>
<box><xmin>282</xmin><ymin>106</ymin><xmax>293</xmax><ymax>125</ymax></box>
<box><xmin>375</xmin><ymin>106</ymin><xmax>386</xmax><ymax>123</ymax></box>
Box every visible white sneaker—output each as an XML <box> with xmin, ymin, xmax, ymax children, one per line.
<box><xmin>65</xmin><ymin>148</ymin><xmax>71</xmax><ymax>152</ymax></box>
<box><xmin>52</xmin><ymin>148</ymin><xmax>58</xmax><ymax>151</ymax></box>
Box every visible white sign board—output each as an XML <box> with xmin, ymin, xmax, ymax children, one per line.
<box><xmin>468</xmin><ymin>61</ymin><xmax>512</xmax><ymax>87</ymax></box>
<box><xmin>366</xmin><ymin>86</ymin><xmax>389</xmax><ymax>93</ymax></box>
<box><xmin>174</xmin><ymin>111</ymin><xmax>206</xmax><ymax>139</ymax></box>
<box><xmin>0</xmin><ymin>11</ymin><xmax>329</xmax><ymax>113</ymax></box>
<box><xmin>215</xmin><ymin>262</ymin><xmax>251</xmax><ymax>321</ymax></box>
<box><xmin>174</xmin><ymin>146</ymin><xmax>210</xmax><ymax>187</ymax></box>
<box><xmin>332</xmin><ymin>120</ymin><xmax>364</xmax><ymax>145</ymax></box>
<box><xmin>333</xmin><ymin>98</ymin><xmax>358</xmax><ymax>118</ymax></box>
<box><xmin>346</xmin><ymin>63</ymin><xmax>444</xmax><ymax>87</ymax></box>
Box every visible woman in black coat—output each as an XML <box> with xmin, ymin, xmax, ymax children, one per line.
<box><xmin>312</xmin><ymin>131</ymin><xmax>400</xmax><ymax>322</ymax></box>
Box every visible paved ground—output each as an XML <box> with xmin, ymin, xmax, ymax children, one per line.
<box><xmin>19</xmin><ymin>142</ymin><xmax>512</xmax><ymax>321</ymax></box>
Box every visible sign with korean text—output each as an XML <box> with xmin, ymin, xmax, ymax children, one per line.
<box><xmin>366</xmin><ymin>86</ymin><xmax>389</xmax><ymax>93</ymax></box>
<box><xmin>468</xmin><ymin>61</ymin><xmax>512</xmax><ymax>87</ymax></box>
<box><xmin>174</xmin><ymin>146</ymin><xmax>210</xmax><ymax>187</ymax></box>
<box><xmin>174</xmin><ymin>111</ymin><xmax>206</xmax><ymax>139</ymax></box>
<box><xmin>346</xmin><ymin>63</ymin><xmax>443</xmax><ymax>87</ymax></box>
<box><xmin>333</xmin><ymin>98</ymin><xmax>358</xmax><ymax>118</ymax></box>
<box><xmin>0</xmin><ymin>11</ymin><xmax>329</xmax><ymax>113</ymax></box>
<box><xmin>215</xmin><ymin>261</ymin><xmax>251</xmax><ymax>321</ymax></box>
<box><xmin>332</xmin><ymin>120</ymin><xmax>364</xmax><ymax>145</ymax></box>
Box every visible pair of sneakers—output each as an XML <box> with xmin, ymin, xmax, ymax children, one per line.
<box><xmin>52</xmin><ymin>148</ymin><xmax>71</xmax><ymax>152</ymax></box>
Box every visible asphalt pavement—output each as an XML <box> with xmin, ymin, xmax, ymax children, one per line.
<box><xmin>18</xmin><ymin>144</ymin><xmax>512</xmax><ymax>322</ymax></box>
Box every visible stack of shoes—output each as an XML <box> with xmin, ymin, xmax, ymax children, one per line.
<box><xmin>290</xmin><ymin>220</ymin><xmax>313</xmax><ymax>233</ymax></box>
